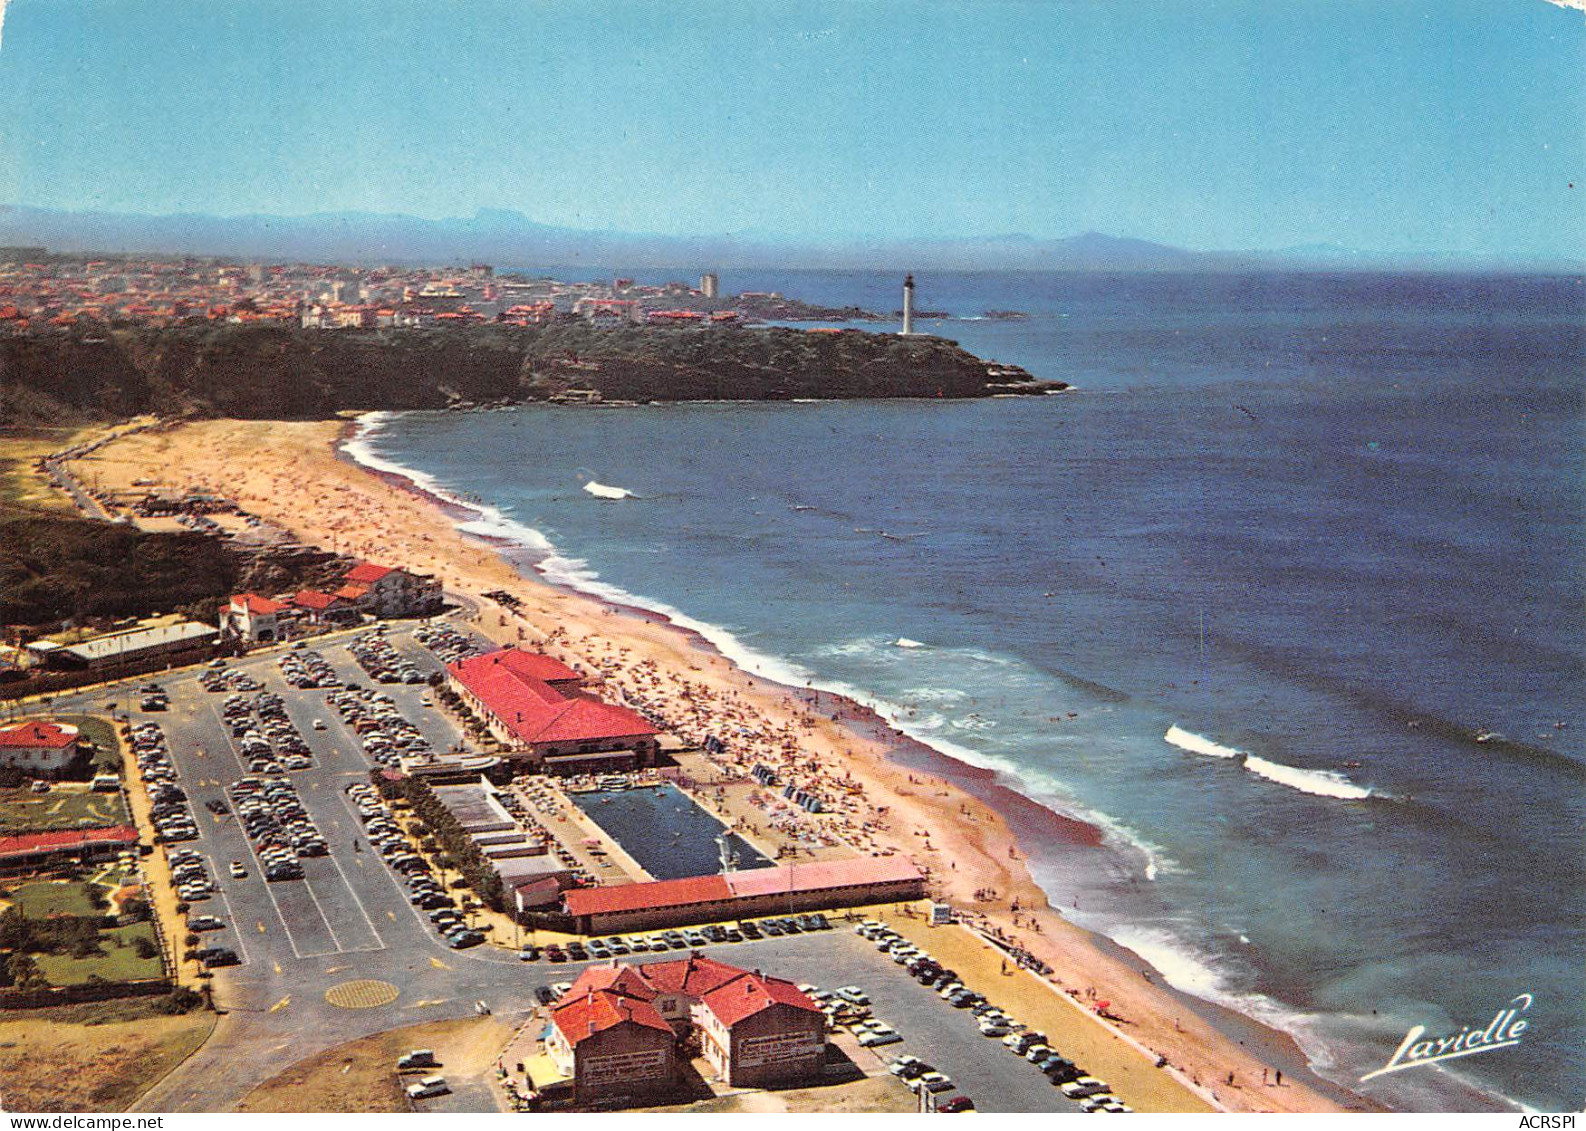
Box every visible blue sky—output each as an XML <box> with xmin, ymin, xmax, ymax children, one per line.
<box><xmin>0</xmin><ymin>0</ymin><xmax>1581</xmax><ymax>257</ymax></box>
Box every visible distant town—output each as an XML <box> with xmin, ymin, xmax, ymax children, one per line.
<box><xmin>0</xmin><ymin>249</ymin><xmax>921</xmax><ymax>333</ymax></box>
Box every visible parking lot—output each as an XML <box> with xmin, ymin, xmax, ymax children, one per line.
<box><xmin>50</xmin><ymin>619</ymin><xmax>1087</xmax><ymax>1113</ymax></box>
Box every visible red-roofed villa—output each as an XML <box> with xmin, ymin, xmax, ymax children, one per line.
<box><xmin>0</xmin><ymin>720</ymin><xmax>83</xmax><ymax>774</ymax></box>
<box><xmin>544</xmin><ymin>954</ymin><xmax>823</xmax><ymax>1100</ymax></box>
<box><xmin>220</xmin><ymin>592</ymin><xmax>287</xmax><ymax>644</ymax></box>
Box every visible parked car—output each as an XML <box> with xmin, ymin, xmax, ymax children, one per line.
<box><xmin>405</xmin><ymin>1075</ymin><xmax>448</xmax><ymax>1100</ymax></box>
<box><xmin>1060</xmin><ymin>1077</ymin><xmax>1113</xmax><ymax>1100</ymax></box>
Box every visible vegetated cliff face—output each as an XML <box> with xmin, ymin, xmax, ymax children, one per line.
<box><xmin>0</xmin><ymin>320</ymin><xmax>1054</xmax><ymax>423</ymax></box>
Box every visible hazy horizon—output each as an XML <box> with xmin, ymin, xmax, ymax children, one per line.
<box><xmin>1</xmin><ymin>1</ymin><xmax>1581</xmax><ymax>263</ymax></box>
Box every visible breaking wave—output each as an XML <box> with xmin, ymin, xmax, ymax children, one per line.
<box><xmin>1166</xmin><ymin>725</ymin><xmax>1373</xmax><ymax>800</ymax></box>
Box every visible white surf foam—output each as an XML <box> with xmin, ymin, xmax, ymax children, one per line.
<box><xmin>583</xmin><ymin>480</ymin><xmax>634</xmax><ymax>500</ymax></box>
<box><xmin>1167</xmin><ymin>724</ymin><xmax>1373</xmax><ymax>800</ymax></box>
<box><xmin>1243</xmin><ymin>755</ymin><xmax>1373</xmax><ymax>800</ymax></box>
<box><xmin>1164</xmin><ymin>724</ymin><xmax>1244</xmax><ymax>758</ymax></box>
<box><xmin>1107</xmin><ymin>923</ymin><xmax>1326</xmax><ymax>1049</ymax></box>
<box><xmin>894</xmin><ymin>637</ymin><xmax>927</xmax><ymax>649</ymax></box>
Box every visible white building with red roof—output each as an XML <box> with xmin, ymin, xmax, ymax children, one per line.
<box><xmin>0</xmin><ymin>720</ymin><xmax>82</xmax><ymax>774</ymax></box>
<box><xmin>220</xmin><ymin>593</ymin><xmax>288</xmax><ymax>644</ymax></box>
<box><xmin>543</xmin><ymin>955</ymin><xmax>823</xmax><ymax>1101</ymax></box>
<box><xmin>694</xmin><ymin>966</ymin><xmax>826</xmax><ymax>1087</ymax></box>
<box><xmin>545</xmin><ymin>966</ymin><xmax>677</xmax><ymax>1102</ymax></box>
<box><xmin>448</xmin><ymin>648</ymin><xmax>659</xmax><ymax>773</ymax></box>
<box><xmin>339</xmin><ymin>560</ymin><xmax>441</xmax><ymax>617</ymax></box>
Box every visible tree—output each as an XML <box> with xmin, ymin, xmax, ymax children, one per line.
<box><xmin>132</xmin><ymin>936</ymin><xmax>158</xmax><ymax>959</ymax></box>
<box><xmin>6</xmin><ymin>952</ymin><xmax>45</xmax><ymax>990</ymax></box>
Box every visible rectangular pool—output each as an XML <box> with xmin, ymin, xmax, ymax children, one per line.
<box><xmin>570</xmin><ymin>782</ymin><xmax>772</xmax><ymax>881</ymax></box>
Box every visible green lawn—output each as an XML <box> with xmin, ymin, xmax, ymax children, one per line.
<box><xmin>6</xmin><ymin>880</ymin><xmax>107</xmax><ymax>917</ymax></box>
<box><xmin>33</xmin><ymin>922</ymin><xmax>164</xmax><ymax>986</ymax></box>
<box><xmin>0</xmin><ymin>787</ymin><xmax>129</xmax><ymax>833</ymax></box>
<box><xmin>58</xmin><ymin>715</ymin><xmax>123</xmax><ymax>773</ymax></box>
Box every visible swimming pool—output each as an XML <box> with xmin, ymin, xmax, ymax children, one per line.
<box><xmin>570</xmin><ymin>783</ymin><xmax>772</xmax><ymax>880</ymax></box>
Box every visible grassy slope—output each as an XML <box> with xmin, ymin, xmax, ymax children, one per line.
<box><xmin>0</xmin><ymin>997</ymin><xmax>215</xmax><ymax>1112</ymax></box>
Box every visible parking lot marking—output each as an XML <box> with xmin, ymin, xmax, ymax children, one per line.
<box><xmin>230</xmin><ymin>817</ymin><xmax>322</xmax><ymax>960</ymax></box>
<box><xmin>257</xmin><ymin>920</ymin><xmax>267</xmax><ymax>933</ymax></box>
<box><xmin>268</xmin><ymin>995</ymin><xmax>291</xmax><ymax>1012</ymax></box>
<box><xmin>387</xmin><ymin>910</ymin><xmax>396</xmax><ymax>921</ymax></box>
<box><xmin>272</xmin><ymin>961</ymin><xmax>282</xmax><ymax>974</ymax></box>
<box><xmin>207</xmin><ymin>702</ymin><xmax>252</xmax><ymax>778</ymax></box>
<box><xmin>205</xmin><ymin>854</ymin><xmax>251</xmax><ymax>966</ymax></box>
<box><xmin>336</xmin><ymin>789</ymin><xmax>438</xmax><ymax>939</ymax></box>
<box><xmin>324</xmin><ymin>840</ymin><xmax>388</xmax><ymax>949</ymax></box>
<box><xmin>296</xmin><ymin>869</ymin><xmax>348</xmax><ymax>953</ymax></box>
<box><xmin>429</xmin><ymin>956</ymin><xmax>451</xmax><ymax>970</ymax></box>
<box><xmin>325</xmin><ymin>979</ymin><xmax>399</xmax><ymax>1009</ymax></box>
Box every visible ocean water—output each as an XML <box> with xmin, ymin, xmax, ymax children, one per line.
<box><xmin>350</xmin><ymin>270</ymin><xmax>1584</xmax><ymax>1112</ymax></box>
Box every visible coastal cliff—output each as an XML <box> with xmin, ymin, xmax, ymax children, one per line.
<box><xmin>0</xmin><ymin>322</ymin><xmax>1063</xmax><ymax>424</ymax></box>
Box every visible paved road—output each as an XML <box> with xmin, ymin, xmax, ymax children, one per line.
<box><xmin>49</xmin><ymin>626</ymin><xmax>1075</xmax><ymax>1113</ymax></box>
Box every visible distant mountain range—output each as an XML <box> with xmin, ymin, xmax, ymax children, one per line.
<box><xmin>0</xmin><ymin>203</ymin><xmax>1572</xmax><ymax>273</ymax></box>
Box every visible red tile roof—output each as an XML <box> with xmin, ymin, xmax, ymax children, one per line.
<box><xmin>292</xmin><ymin>590</ymin><xmax>340</xmax><ymax>611</ymax></box>
<box><xmin>231</xmin><ymin>593</ymin><xmax>286</xmax><ymax>615</ymax></box>
<box><xmin>565</xmin><ymin>962</ymin><xmax>658</xmax><ymax>1002</ymax></box>
<box><xmin>563</xmin><ymin>875</ymin><xmax>731</xmax><ymax>919</ymax></box>
<box><xmin>552</xmin><ymin>988</ymin><xmax>673</xmax><ymax>1048</ymax></box>
<box><xmin>636</xmin><ymin>953</ymin><xmax>744</xmax><ymax>997</ymax></box>
<box><xmin>0</xmin><ymin>825</ymin><xmax>138</xmax><ymax>859</ymax></box>
<box><xmin>334</xmin><ymin>584</ymin><xmax>371</xmax><ymax>600</ymax></box>
<box><xmin>0</xmin><ymin>721</ymin><xmax>79</xmax><ymax>749</ymax></box>
<box><xmin>449</xmin><ymin>649</ymin><xmax>656</xmax><ymax>748</ymax></box>
<box><xmin>700</xmin><ymin>971</ymin><xmax>820</xmax><ymax>1028</ymax></box>
<box><xmin>454</xmin><ymin>648</ymin><xmax>583</xmax><ymax>686</ymax></box>
<box><xmin>561</xmin><ymin>857</ymin><xmax>923</xmax><ymax>919</ymax></box>
<box><xmin>723</xmin><ymin>855</ymin><xmax>923</xmax><ymax>897</ymax></box>
<box><xmin>345</xmin><ymin>561</ymin><xmax>394</xmax><ymax>584</ymax></box>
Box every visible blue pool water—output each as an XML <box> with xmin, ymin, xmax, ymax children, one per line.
<box><xmin>570</xmin><ymin>783</ymin><xmax>773</xmax><ymax>881</ymax></box>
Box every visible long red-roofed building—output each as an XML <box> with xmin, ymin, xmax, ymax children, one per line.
<box><xmin>0</xmin><ymin>825</ymin><xmax>139</xmax><ymax>876</ymax></box>
<box><xmin>561</xmin><ymin>855</ymin><xmax>925</xmax><ymax>934</ymax></box>
<box><xmin>448</xmin><ymin>648</ymin><xmax>659</xmax><ymax>773</ymax></box>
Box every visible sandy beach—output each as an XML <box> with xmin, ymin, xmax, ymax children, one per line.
<box><xmin>71</xmin><ymin>416</ymin><xmax>1364</xmax><ymax>1114</ymax></box>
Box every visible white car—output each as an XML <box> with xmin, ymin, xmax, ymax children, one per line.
<box><xmin>1062</xmin><ymin>1077</ymin><xmax>1112</xmax><ymax>1100</ymax></box>
<box><xmin>406</xmin><ymin>1075</ymin><xmax>449</xmax><ymax>1100</ymax></box>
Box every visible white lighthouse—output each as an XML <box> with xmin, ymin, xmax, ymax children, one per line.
<box><xmin>901</xmin><ymin>274</ymin><xmax>915</xmax><ymax>336</ymax></box>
